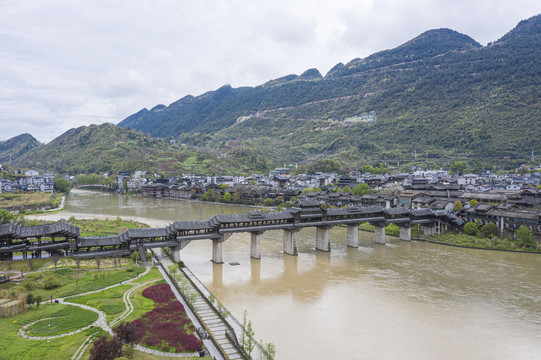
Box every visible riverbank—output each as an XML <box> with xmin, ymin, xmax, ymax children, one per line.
<box><xmin>0</xmin><ymin>192</ymin><xmax>64</xmax><ymax>214</ymax></box>
<box><xmin>359</xmin><ymin>226</ymin><xmax>541</xmax><ymax>254</ymax></box>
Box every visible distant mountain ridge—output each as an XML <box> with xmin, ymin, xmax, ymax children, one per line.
<box><xmin>0</xmin><ymin>133</ymin><xmax>41</xmax><ymax>164</ymax></box>
<box><xmin>117</xmin><ymin>14</ymin><xmax>541</xmax><ymax>163</ymax></box>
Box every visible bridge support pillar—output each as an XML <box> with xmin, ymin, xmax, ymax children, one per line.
<box><xmin>283</xmin><ymin>229</ymin><xmax>298</xmax><ymax>256</ymax></box>
<box><xmin>212</xmin><ymin>239</ymin><xmax>224</xmax><ymax>264</ymax></box>
<box><xmin>346</xmin><ymin>225</ymin><xmax>359</xmax><ymax>248</ymax></box>
<box><xmin>423</xmin><ymin>224</ymin><xmax>435</xmax><ymax>236</ymax></box>
<box><xmin>169</xmin><ymin>246</ymin><xmax>181</xmax><ymax>263</ymax></box>
<box><xmin>316</xmin><ymin>226</ymin><xmax>331</xmax><ymax>252</ymax></box>
<box><xmin>399</xmin><ymin>226</ymin><xmax>411</xmax><ymax>241</ymax></box>
<box><xmin>374</xmin><ymin>224</ymin><xmax>386</xmax><ymax>245</ymax></box>
<box><xmin>250</xmin><ymin>232</ymin><xmax>261</xmax><ymax>259</ymax></box>
<box><xmin>138</xmin><ymin>245</ymin><xmax>148</xmax><ymax>263</ymax></box>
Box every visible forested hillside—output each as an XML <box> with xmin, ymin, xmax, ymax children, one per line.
<box><xmin>0</xmin><ymin>134</ymin><xmax>41</xmax><ymax>164</ymax></box>
<box><xmin>118</xmin><ymin>15</ymin><xmax>541</xmax><ymax>163</ymax></box>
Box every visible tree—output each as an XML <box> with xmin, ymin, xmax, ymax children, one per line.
<box><xmin>342</xmin><ymin>186</ymin><xmax>352</xmax><ymax>193</ymax></box>
<box><xmin>223</xmin><ymin>192</ymin><xmax>232</xmax><ymax>202</ymax></box>
<box><xmin>351</xmin><ymin>183</ymin><xmax>370</xmax><ymax>196</ymax></box>
<box><xmin>361</xmin><ymin>165</ymin><xmax>375</xmax><ymax>174</ymax></box>
<box><xmin>54</xmin><ymin>177</ymin><xmax>72</xmax><ymax>193</ymax></box>
<box><xmin>26</xmin><ymin>293</ymin><xmax>34</xmax><ymax>306</ymax></box>
<box><xmin>450</xmin><ymin>161</ymin><xmax>468</xmax><ymax>176</ymax></box>
<box><xmin>264</xmin><ymin>198</ymin><xmax>274</xmax><ymax>206</ymax></box>
<box><xmin>463</xmin><ymin>222</ymin><xmax>478</xmax><ymax>236</ymax></box>
<box><xmin>52</xmin><ymin>254</ymin><xmax>61</xmax><ymax>270</ymax></box>
<box><xmin>89</xmin><ymin>336</ymin><xmax>122</xmax><ymax>360</ymax></box>
<box><xmin>26</xmin><ymin>258</ymin><xmax>35</xmax><ymax>271</ymax></box>
<box><xmin>453</xmin><ymin>201</ymin><xmax>463</xmax><ymax>212</ymax></box>
<box><xmin>468</xmin><ymin>199</ymin><xmax>478</xmax><ymax>207</ymax></box>
<box><xmin>0</xmin><ymin>209</ymin><xmax>20</xmax><ymax>224</ymax></box>
<box><xmin>114</xmin><ymin>322</ymin><xmax>139</xmax><ymax>345</ymax></box>
<box><xmin>34</xmin><ymin>295</ymin><xmax>42</xmax><ymax>308</ymax></box>
<box><xmin>290</xmin><ymin>196</ymin><xmax>297</xmax><ymax>203</ymax></box>
<box><xmin>480</xmin><ymin>222</ymin><xmax>498</xmax><ymax>238</ymax></box>
<box><xmin>203</xmin><ymin>189</ymin><xmax>215</xmax><ymax>201</ymax></box>
<box><xmin>516</xmin><ymin>225</ymin><xmax>535</xmax><ymax>248</ymax></box>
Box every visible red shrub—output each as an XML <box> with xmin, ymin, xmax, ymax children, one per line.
<box><xmin>129</xmin><ymin>283</ymin><xmax>202</xmax><ymax>353</ymax></box>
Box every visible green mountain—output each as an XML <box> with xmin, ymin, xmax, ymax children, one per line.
<box><xmin>0</xmin><ymin>133</ymin><xmax>41</xmax><ymax>164</ymax></box>
<box><xmin>14</xmin><ymin>124</ymin><xmax>169</xmax><ymax>174</ymax></box>
<box><xmin>118</xmin><ymin>15</ymin><xmax>541</xmax><ymax>164</ymax></box>
<box><xmin>13</xmin><ymin>123</ymin><xmax>269</xmax><ymax>175</ymax></box>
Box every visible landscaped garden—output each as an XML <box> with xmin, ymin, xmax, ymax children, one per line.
<box><xmin>123</xmin><ymin>282</ymin><xmax>203</xmax><ymax>353</ymax></box>
<box><xmin>0</xmin><ymin>302</ymin><xmax>104</xmax><ymax>360</ymax></box>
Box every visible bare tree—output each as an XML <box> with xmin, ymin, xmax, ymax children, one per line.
<box><xmin>52</xmin><ymin>254</ymin><xmax>62</xmax><ymax>270</ymax></box>
<box><xmin>27</xmin><ymin>258</ymin><xmax>35</xmax><ymax>272</ymax></box>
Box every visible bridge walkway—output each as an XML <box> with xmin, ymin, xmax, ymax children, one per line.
<box><xmin>156</xmin><ymin>251</ymin><xmax>245</xmax><ymax>360</ymax></box>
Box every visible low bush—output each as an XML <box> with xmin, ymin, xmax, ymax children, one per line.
<box><xmin>463</xmin><ymin>222</ymin><xmax>478</xmax><ymax>236</ymax></box>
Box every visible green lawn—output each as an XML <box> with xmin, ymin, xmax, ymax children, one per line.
<box><xmin>67</xmin><ymin>266</ymin><xmax>163</xmax><ymax>324</ymax></box>
<box><xmin>5</xmin><ymin>267</ymin><xmax>145</xmax><ymax>300</ymax></box>
<box><xmin>0</xmin><ymin>303</ymin><xmax>102</xmax><ymax>360</ymax></box>
<box><xmin>67</xmin><ymin>284</ymin><xmax>131</xmax><ymax>322</ymax></box>
<box><xmin>25</xmin><ymin>305</ymin><xmax>98</xmax><ymax>336</ymax></box>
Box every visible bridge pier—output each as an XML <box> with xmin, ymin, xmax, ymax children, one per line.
<box><xmin>374</xmin><ymin>223</ymin><xmax>386</xmax><ymax>245</ymax></box>
<box><xmin>138</xmin><ymin>245</ymin><xmax>149</xmax><ymax>263</ymax></box>
<box><xmin>346</xmin><ymin>224</ymin><xmax>359</xmax><ymax>248</ymax></box>
<box><xmin>250</xmin><ymin>232</ymin><xmax>262</xmax><ymax>259</ymax></box>
<box><xmin>423</xmin><ymin>224</ymin><xmax>435</xmax><ymax>236</ymax></box>
<box><xmin>169</xmin><ymin>246</ymin><xmax>181</xmax><ymax>263</ymax></box>
<box><xmin>399</xmin><ymin>226</ymin><xmax>412</xmax><ymax>241</ymax></box>
<box><xmin>283</xmin><ymin>229</ymin><xmax>298</xmax><ymax>256</ymax></box>
<box><xmin>212</xmin><ymin>239</ymin><xmax>224</xmax><ymax>264</ymax></box>
<box><xmin>316</xmin><ymin>226</ymin><xmax>331</xmax><ymax>252</ymax></box>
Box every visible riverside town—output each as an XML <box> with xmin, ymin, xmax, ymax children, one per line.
<box><xmin>1</xmin><ymin>7</ymin><xmax>541</xmax><ymax>360</ymax></box>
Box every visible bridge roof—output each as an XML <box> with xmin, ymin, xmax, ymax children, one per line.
<box><xmin>125</xmin><ymin>228</ymin><xmax>170</xmax><ymax>239</ymax></box>
<box><xmin>327</xmin><ymin>206</ymin><xmax>386</xmax><ymax>217</ymax></box>
<box><xmin>212</xmin><ymin>211</ymin><xmax>294</xmax><ymax>224</ymax></box>
<box><xmin>410</xmin><ymin>208</ymin><xmax>434</xmax><ymax>217</ymax></box>
<box><xmin>0</xmin><ymin>222</ymin><xmax>16</xmax><ymax>238</ymax></box>
<box><xmin>12</xmin><ymin>220</ymin><xmax>79</xmax><ymax>239</ymax></box>
<box><xmin>172</xmin><ymin>220</ymin><xmax>213</xmax><ymax>231</ymax></box>
<box><xmin>385</xmin><ymin>207</ymin><xmax>411</xmax><ymax>216</ymax></box>
<box><xmin>79</xmin><ymin>235</ymin><xmax>123</xmax><ymax>247</ymax></box>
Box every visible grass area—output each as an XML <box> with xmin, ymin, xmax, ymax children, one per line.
<box><xmin>1</xmin><ymin>258</ymin><xmax>50</xmax><ymax>273</ymax></box>
<box><xmin>68</xmin><ymin>284</ymin><xmax>131</xmax><ymax>321</ymax></box>
<box><xmin>69</xmin><ymin>218</ymin><xmax>150</xmax><ymax>237</ymax></box>
<box><xmin>2</xmin><ymin>267</ymin><xmax>145</xmax><ymax>300</ymax></box>
<box><xmin>52</xmin><ymin>256</ymin><xmax>135</xmax><ymax>270</ymax></box>
<box><xmin>0</xmin><ymin>192</ymin><xmax>61</xmax><ymax>210</ymax></box>
<box><xmin>25</xmin><ymin>304</ymin><xmax>98</xmax><ymax>336</ymax></box>
<box><xmin>428</xmin><ymin>232</ymin><xmax>541</xmax><ymax>252</ymax></box>
<box><xmin>0</xmin><ymin>303</ymin><xmax>102</xmax><ymax>360</ymax></box>
<box><xmin>67</xmin><ymin>267</ymin><xmax>163</xmax><ymax>324</ymax></box>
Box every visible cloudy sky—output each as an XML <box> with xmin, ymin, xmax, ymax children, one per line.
<box><xmin>1</xmin><ymin>1</ymin><xmax>539</xmax><ymax>143</ymax></box>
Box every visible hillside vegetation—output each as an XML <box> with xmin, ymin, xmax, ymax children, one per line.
<box><xmin>0</xmin><ymin>134</ymin><xmax>41</xmax><ymax>164</ymax></box>
<box><xmin>118</xmin><ymin>15</ymin><xmax>541</xmax><ymax>163</ymax></box>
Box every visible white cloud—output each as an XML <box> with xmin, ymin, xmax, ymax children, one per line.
<box><xmin>0</xmin><ymin>0</ymin><xmax>539</xmax><ymax>142</ymax></box>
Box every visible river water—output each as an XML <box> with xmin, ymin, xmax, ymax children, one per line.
<box><xmin>32</xmin><ymin>189</ymin><xmax>541</xmax><ymax>359</ymax></box>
